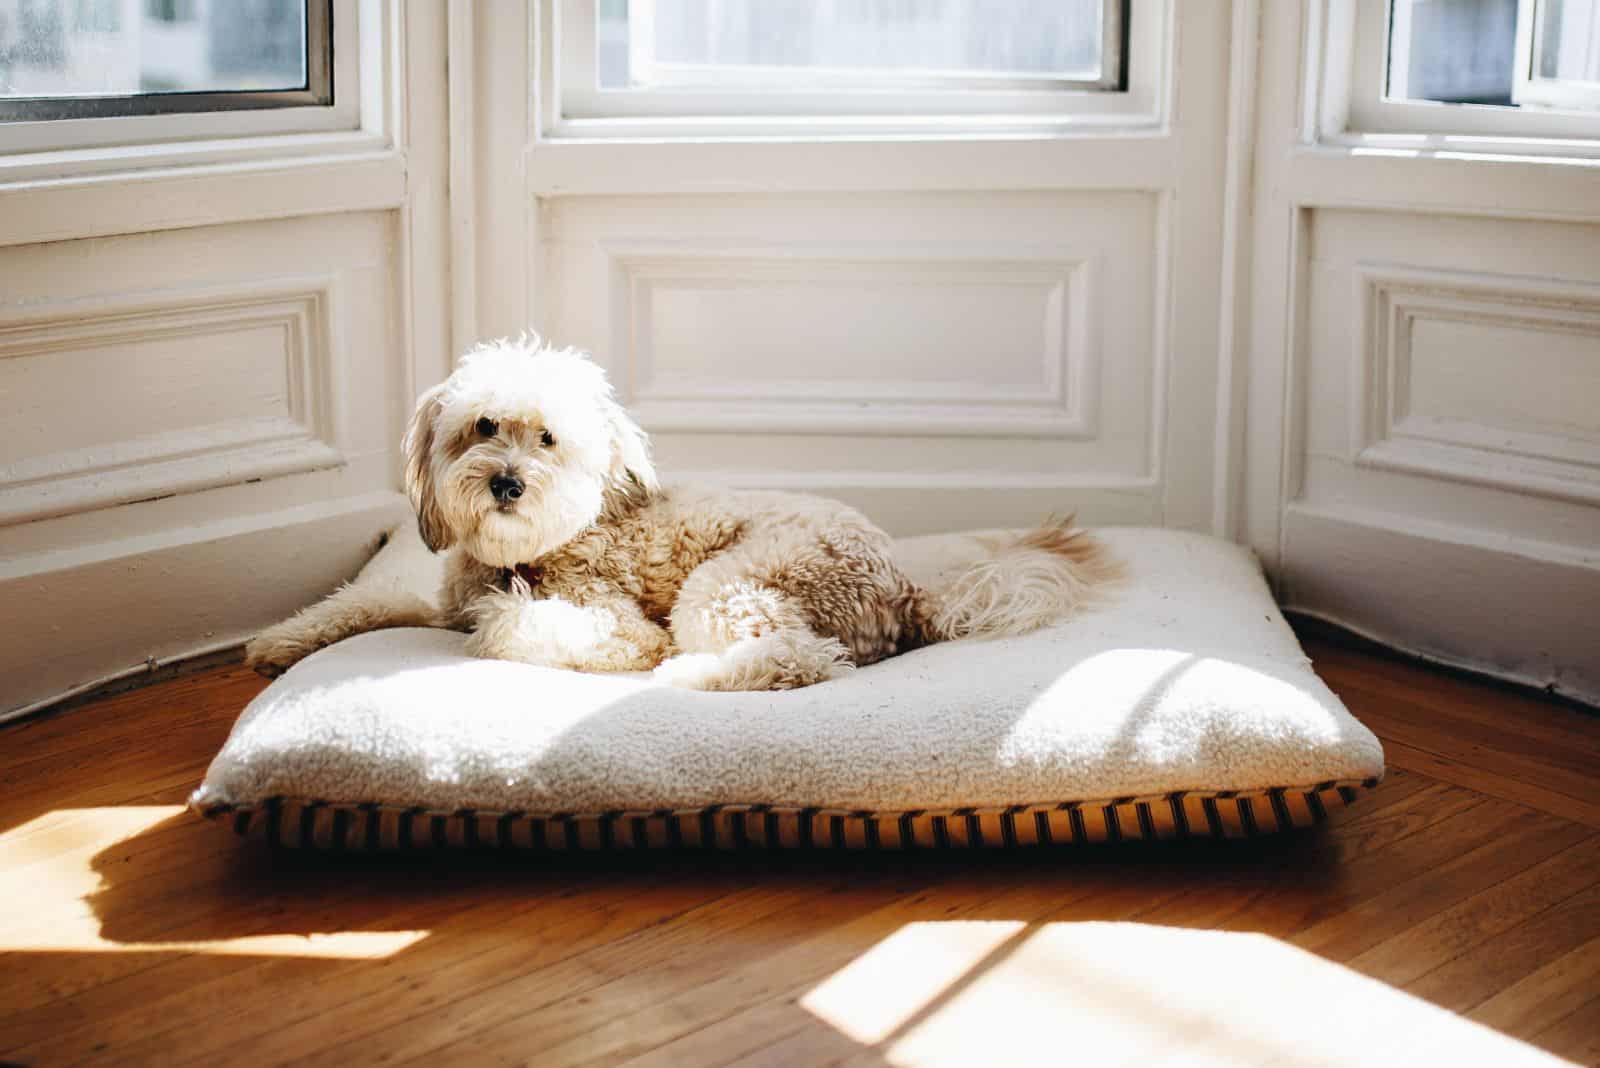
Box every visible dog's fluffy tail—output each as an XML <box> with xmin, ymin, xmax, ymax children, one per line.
<box><xmin>922</xmin><ymin>517</ymin><xmax>1121</xmax><ymax>642</ymax></box>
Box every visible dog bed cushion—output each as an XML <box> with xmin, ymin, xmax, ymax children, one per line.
<box><xmin>190</xmin><ymin>527</ymin><xmax>1385</xmax><ymax>850</ymax></box>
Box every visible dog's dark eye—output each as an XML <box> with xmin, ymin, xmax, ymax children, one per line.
<box><xmin>475</xmin><ymin>417</ymin><xmax>498</xmax><ymax>438</ymax></box>
<box><xmin>540</xmin><ymin>429</ymin><xmax>555</xmax><ymax>447</ymax></box>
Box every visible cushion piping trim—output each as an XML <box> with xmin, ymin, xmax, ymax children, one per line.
<box><xmin>189</xmin><ymin>774</ymin><xmax>1382</xmax><ymax>850</ymax></box>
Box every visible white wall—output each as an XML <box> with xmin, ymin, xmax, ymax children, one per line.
<box><xmin>3</xmin><ymin>0</ymin><xmax>1594</xmax><ymax>716</ymax></box>
<box><xmin>0</xmin><ymin>1</ymin><xmax>454</xmax><ymax>718</ymax></box>
<box><xmin>474</xmin><ymin>0</ymin><xmax>1237</xmax><ymax>539</ymax></box>
<box><xmin>1244</xmin><ymin>0</ymin><xmax>1600</xmax><ymax>704</ymax></box>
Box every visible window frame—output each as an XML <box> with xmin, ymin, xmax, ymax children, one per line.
<box><xmin>0</xmin><ymin>0</ymin><xmax>332</xmax><ymax>122</ymax></box>
<box><xmin>579</xmin><ymin>0</ymin><xmax>1124</xmax><ymax>101</ymax></box>
<box><xmin>0</xmin><ymin>0</ymin><xmax>360</xmax><ymax>157</ymax></box>
<box><xmin>1513</xmin><ymin>0</ymin><xmax>1600</xmax><ymax>112</ymax></box>
<box><xmin>542</xmin><ymin>0</ymin><xmax>1166</xmax><ymax>142</ymax></box>
<box><xmin>1335</xmin><ymin>0</ymin><xmax>1600</xmax><ymax>145</ymax></box>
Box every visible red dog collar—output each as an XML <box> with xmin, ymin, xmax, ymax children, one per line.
<box><xmin>501</xmin><ymin>563</ymin><xmax>544</xmax><ymax>590</ymax></box>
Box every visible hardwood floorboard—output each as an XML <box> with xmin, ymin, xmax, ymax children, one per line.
<box><xmin>1533</xmin><ymin>995</ymin><xmax>1600</xmax><ymax>1067</ymax></box>
<box><xmin>1346</xmin><ymin>838</ymin><xmax>1600</xmax><ymax>985</ymax></box>
<box><xmin>1289</xmin><ymin>806</ymin><xmax>1590</xmax><ymax>961</ymax></box>
<box><xmin>238</xmin><ymin>878</ymin><xmax>873</xmax><ymax>1068</ymax></box>
<box><xmin>452</xmin><ymin>871</ymin><xmax>1200</xmax><ymax>1068</ymax></box>
<box><xmin>1407</xmin><ymin>888</ymin><xmax>1600</xmax><ymax>1016</ymax></box>
<box><xmin>1297</xmin><ymin>636</ymin><xmax>1595</xmax><ymax>739</ymax></box>
<box><xmin>1376</xmin><ymin>739</ymin><xmax>1600</xmax><ymax>828</ymax></box>
<box><xmin>0</xmin><ymin>635</ymin><xmax>1595</xmax><ymax>1066</ymax></box>
<box><xmin>1301</xmin><ymin>634</ymin><xmax>1600</xmax><ymax>827</ymax></box>
<box><xmin>23</xmin><ymin>880</ymin><xmax>709</xmax><ymax>1067</ymax></box>
<box><xmin>617</xmin><ymin>777</ymin><xmax>1485</xmax><ymax>1068</ymax></box>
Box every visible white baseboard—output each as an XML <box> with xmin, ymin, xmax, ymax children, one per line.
<box><xmin>1280</xmin><ymin>508</ymin><xmax>1599</xmax><ymax>707</ymax></box>
<box><xmin>1</xmin><ymin>491</ymin><xmax>411</xmax><ymax>720</ymax></box>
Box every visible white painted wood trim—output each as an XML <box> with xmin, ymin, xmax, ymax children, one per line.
<box><xmin>467</xmin><ymin>0</ymin><xmax>535</xmax><ymax>343</ymax></box>
<box><xmin>543</xmin><ymin>0</ymin><xmax>1168</xmax><ymax>138</ymax></box>
<box><xmin>0</xmin><ymin>1</ymin><xmax>410</xmax><ymax>248</ymax></box>
<box><xmin>0</xmin><ymin>491</ymin><xmax>412</xmax><ymax>719</ymax></box>
<box><xmin>1286</xmin><ymin>147</ymin><xmax>1600</xmax><ymax>223</ymax></box>
<box><xmin>603</xmin><ymin>240</ymin><xmax>1100</xmax><ymax>440</ymax></box>
<box><xmin>1243</xmin><ymin>0</ymin><xmax>1600</xmax><ymax>703</ymax></box>
<box><xmin>0</xmin><ymin>0</ymin><xmax>455</xmax><ymax>718</ymax></box>
<box><xmin>504</xmin><ymin>0</ymin><xmax>1219</xmax><ymax>541</ymax></box>
<box><xmin>1211</xmin><ymin>0</ymin><xmax>1262</xmax><ymax>541</ymax></box>
<box><xmin>524</xmin><ymin>134</ymin><xmax>1183</xmax><ymax>197</ymax></box>
<box><xmin>0</xmin><ymin>275</ymin><xmax>347</xmax><ymax>525</ymax></box>
<box><xmin>1281</xmin><ymin>504</ymin><xmax>1600</xmax><ymax>705</ymax></box>
<box><xmin>1351</xmin><ymin>263</ymin><xmax>1600</xmax><ymax>505</ymax></box>
<box><xmin>0</xmin><ymin>0</ymin><xmax>365</xmax><ymax>158</ymax></box>
<box><xmin>0</xmin><ymin>149</ymin><xmax>406</xmax><ymax>249</ymax></box>
<box><xmin>447</xmin><ymin>2</ymin><xmax>480</xmax><ymax>360</ymax></box>
<box><xmin>1339</xmin><ymin>0</ymin><xmax>1600</xmax><ymax>145</ymax></box>
<box><xmin>1152</xmin><ymin>0</ymin><xmax>1236</xmax><ymax>534</ymax></box>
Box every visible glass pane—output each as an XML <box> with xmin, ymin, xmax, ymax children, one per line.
<box><xmin>0</xmin><ymin>0</ymin><xmax>307</xmax><ymax>99</ymax></box>
<box><xmin>1536</xmin><ymin>0</ymin><xmax>1600</xmax><ymax>83</ymax></box>
<box><xmin>1389</xmin><ymin>0</ymin><xmax>1519</xmax><ymax>105</ymax></box>
<box><xmin>597</xmin><ymin>0</ymin><xmax>1106</xmax><ymax>90</ymax></box>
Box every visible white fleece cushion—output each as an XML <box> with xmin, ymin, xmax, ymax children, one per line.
<box><xmin>191</xmin><ymin>528</ymin><xmax>1384</xmax><ymax>847</ymax></box>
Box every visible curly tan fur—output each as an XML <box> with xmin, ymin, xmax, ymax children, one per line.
<box><xmin>245</xmin><ymin>584</ymin><xmax>435</xmax><ymax>678</ymax></box>
<box><xmin>246</xmin><ymin>337</ymin><xmax>1118</xmax><ymax>690</ymax></box>
<box><xmin>932</xmin><ymin>517</ymin><xmax>1124</xmax><ymax>641</ymax></box>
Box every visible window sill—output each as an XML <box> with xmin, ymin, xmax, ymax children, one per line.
<box><xmin>1319</xmin><ymin>130</ymin><xmax>1600</xmax><ymax>165</ymax></box>
<box><xmin>0</xmin><ymin>128</ymin><xmax>391</xmax><ymax>185</ymax></box>
<box><xmin>527</xmin><ymin>125</ymin><xmax>1176</xmax><ymax>196</ymax></box>
<box><xmin>0</xmin><ymin>132</ymin><xmax>406</xmax><ymax>247</ymax></box>
<box><xmin>1287</xmin><ymin>143</ymin><xmax>1600</xmax><ymax>221</ymax></box>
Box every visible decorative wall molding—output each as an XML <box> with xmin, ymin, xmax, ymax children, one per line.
<box><xmin>668</xmin><ymin>470</ymin><xmax>1161</xmax><ymax>492</ymax></box>
<box><xmin>1353</xmin><ymin>263</ymin><xmax>1600</xmax><ymax>505</ymax></box>
<box><xmin>0</xmin><ymin>275</ymin><xmax>344</xmax><ymax>526</ymax></box>
<box><xmin>0</xmin><ymin>1</ymin><xmax>438</xmax><ymax>719</ymax></box>
<box><xmin>604</xmin><ymin>243</ymin><xmax>1099</xmax><ymax>439</ymax></box>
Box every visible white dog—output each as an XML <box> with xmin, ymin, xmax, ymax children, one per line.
<box><xmin>246</xmin><ymin>337</ymin><xmax>1118</xmax><ymax>690</ymax></box>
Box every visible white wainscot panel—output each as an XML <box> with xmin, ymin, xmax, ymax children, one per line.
<box><xmin>0</xmin><ymin>276</ymin><xmax>343</xmax><ymax>525</ymax></box>
<box><xmin>1350</xmin><ymin>268</ymin><xmax>1600</xmax><ymax>506</ymax></box>
<box><xmin>606</xmin><ymin>245</ymin><xmax>1097</xmax><ymax>439</ymax></box>
<box><xmin>540</xmin><ymin>192</ymin><xmax>1156</xmax><ymax>532</ymax></box>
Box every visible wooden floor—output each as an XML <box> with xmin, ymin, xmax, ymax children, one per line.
<box><xmin>1</xmin><ymin>632</ymin><xmax>1597</xmax><ymax>1067</ymax></box>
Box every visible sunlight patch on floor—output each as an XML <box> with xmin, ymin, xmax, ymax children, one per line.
<box><xmin>1</xmin><ymin>929</ymin><xmax>433</xmax><ymax>959</ymax></box>
<box><xmin>801</xmin><ymin>920</ymin><xmax>1027</xmax><ymax>1044</ymax></box>
<box><xmin>0</xmin><ymin>807</ymin><xmax>428</xmax><ymax>960</ymax></box>
<box><xmin>802</xmin><ymin>921</ymin><xmax>1578</xmax><ymax>1068</ymax></box>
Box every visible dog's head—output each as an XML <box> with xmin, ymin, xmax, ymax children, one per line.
<box><xmin>402</xmin><ymin>337</ymin><xmax>657</xmax><ymax>567</ymax></box>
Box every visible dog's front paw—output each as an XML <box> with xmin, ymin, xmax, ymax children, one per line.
<box><xmin>653</xmin><ymin>633</ymin><xmax>854</xmax><ymax>691</ymax></box>
<box><xmin>468</xmin><ymin>590</ymin><xmax>672</xmax><ymax>672</ymax></box>
<box><xmin>466</xmin><ymin>591</ymin><xmax>613</xmax><ymax>668</ymax></box>
<box><xmin>244</xmin><ymin>625</ymin><xmax>319</xmax><ymax>677</ymax></box>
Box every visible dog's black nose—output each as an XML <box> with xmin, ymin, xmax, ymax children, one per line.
<box><xmin>489</xmin><ymin>472</ymin><xmax>524</xmax><ymax>501</ymax></box>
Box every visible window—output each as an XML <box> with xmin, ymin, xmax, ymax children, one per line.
<box><xmin>1519</xmin><ymin>0</ymin><xmax>1600</xmax><ymax>109</ymax></box>
<box><xmin>597</xmin><ymin>0</ymin><xmax>1119</xmax><ymax>94</ymax></box>
<box><xmin>0</xmin><ymin>0</ymin><xmax>331</xmax><ymax>121</ymax></box>
<box><xmin>1388</xmin><ymin>0</ymin><xmax>1599</xmax><ymax>109</ymax></box>
<box><xmin>548</xmin><ymin>0</ymin><xmax>1159</xmax><ymax>139</ymax></box>
<box><xmin>1388</xmin><ymin>0</ymin><xmax>1521</xmax><ymax>105</ymax></box>
<box><xmin>1338</xmin><ymin>0</ymin><xmax>1600</xmax><ymax>142</ymax></box>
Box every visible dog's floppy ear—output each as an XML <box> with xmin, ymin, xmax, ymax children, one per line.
<box><xmin>604</xmin><ymin>397</ymin><xmax>658</xmax><ymax>497</ymax></box>
<box><xmin>402</xmin><ymin>383</ymin><xmax>454</xmax><ymax>552</ymax></box>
